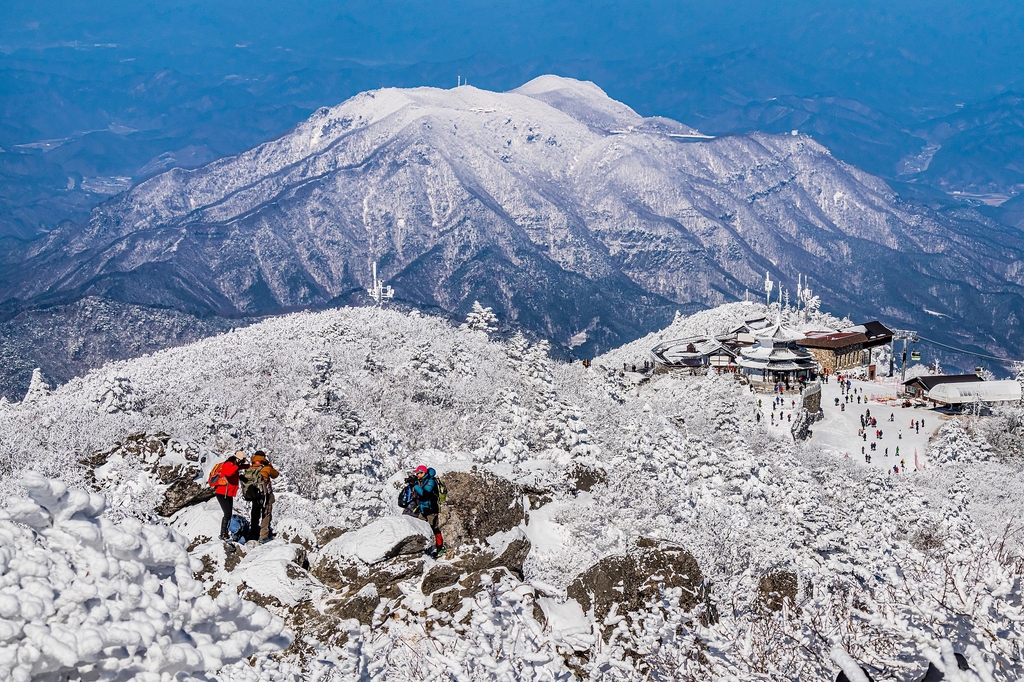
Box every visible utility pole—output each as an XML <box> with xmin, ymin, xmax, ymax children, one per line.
<box><xmin>889</xmin><ymin>328</ymin><xmax>919</xmax><ymax>390</ymax></box>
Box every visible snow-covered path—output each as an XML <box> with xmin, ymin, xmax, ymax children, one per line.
<box><xmin>811</xmin><ymin>377</ymin><xmax>944</xmax><ymax>471</ymax></box>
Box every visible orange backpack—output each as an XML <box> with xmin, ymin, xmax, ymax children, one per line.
<box><xmin>207</xmin><ymin>462</ymin><xmax>228</xmax><ymax>488</ymax></box>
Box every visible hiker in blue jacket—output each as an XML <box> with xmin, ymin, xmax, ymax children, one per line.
<box><xmin>413</xmin><ymin>465</ymin><xmax>445</xmax><ymax>555</ymax></box>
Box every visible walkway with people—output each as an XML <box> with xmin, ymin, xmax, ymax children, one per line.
<box><xmin>811</xmin><ymin>375</ymin><xmax>942</xmax><ymax>473</ymax></box>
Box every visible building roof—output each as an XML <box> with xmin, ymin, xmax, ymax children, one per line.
<box><xmin>799</xmin><ymin>331</ymin><xmax>868</xmax><ymax>350</ymax></box>
<box><xmin>928</xmin><ymin>380</ymin><xmax>1022</xmax><ymax>404</ymax></box>
<box><xmin>651</xmin><ymin>336</ymin><xmax>739</xmax><ymax>367</ymax></box>
<box><xmin>860</xmin><ymin>320</ymin><xmax>894</xmax><ymax>348</ymax></box>
<box><xmin>903</xmin><ymin>374</ymin><xmax>983</xmax><ymax>391</ymax></box>
<box><xmin>753</xmin><ymin>321</ymin><xmax>805</xmax><ymax>343</ymax></box>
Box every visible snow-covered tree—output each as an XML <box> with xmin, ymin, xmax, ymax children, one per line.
<box><xmin>92</xmin><ymin>374</ymin><xmax>141</xmax><ymax>413</ymax></box>
<box><xmin>462</xmin><ymin>300</ymin><xmax>499</xmax><ymax>333</ymax></box>
<box><xmin>22</xmin><ymin>368</ymin><xmax>50</xmax><ymax>403</ymax></box>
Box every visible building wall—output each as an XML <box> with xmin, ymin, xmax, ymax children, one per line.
<box><xmin>805</xmin><ymin>344</ymin><xmax>866</xmax><ymax>372</ymax></box>
<box><xmin>802</xmin><ymin>381</ymin><xmax>822</xmax><ymax>413</ymax></box>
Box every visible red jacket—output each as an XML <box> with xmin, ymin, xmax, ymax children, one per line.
<box><xmin>213</xmin><ymin>459</ymin><xmax>248</xmax><ymax>497</ymax></box>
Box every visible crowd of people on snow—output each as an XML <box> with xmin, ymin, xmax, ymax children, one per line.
<box><xmin>753</xmin><ymin>371</ymin><xmax>930</xmax><ymax>476</ymax></box>
<box><xmin>207</xmin><ymin>450</ymin><xmax>447</xmax><ymax>554</ymax></box>
<box><xmin>831</xmin><ymin>373</ymin><xmax>928</xmax><ymax>474</ymax></box>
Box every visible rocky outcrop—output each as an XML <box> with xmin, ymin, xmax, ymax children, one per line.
<box><xmin>448</xmin><ymin>529</ymin><xmax>532</xmax><ymax>579</ymax></box>
<box><xmin>155</xmin><ymin>473</ymin><xmax>214</xmax><ymax>516</ymax></box>
<box><xmin>567</xmin><ymin>538</ymin><xmax>703</xmax><ymax>622</ymax></box>
<box><xmin>438</xmin><ymin>469</ymin><xmax>525</xmax><ymax>551</ymax></box>
<box><xmin>430</xmin><ymin>567</ymin><xmax>516</xmax><ymax>614</ymax></box>
<box><xmin>82</xmin><ymin>432</ymin><xmax>212</xmax><ymax>517</ymax></box>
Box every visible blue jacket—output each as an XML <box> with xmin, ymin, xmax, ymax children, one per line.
<box><xmin>413</xmin><ymin>468</ymin><xmax>438</xmax><ymax>514</ymax></box>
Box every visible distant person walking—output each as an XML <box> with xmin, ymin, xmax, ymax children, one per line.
<box><xmin>210</xmin><ymin>451</ymin><xmax>249</xmax><ymax>541</ymax></box>
<box><xmin>246</xmin><ymin>451</ymin><xmax>279</xmax><ymax>543</ymax></box>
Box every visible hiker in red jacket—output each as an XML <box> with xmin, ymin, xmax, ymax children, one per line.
<box><xmin>211</xmin><ymin>451</ymin><xmax>249</xmax><ymax>541</ymax></box>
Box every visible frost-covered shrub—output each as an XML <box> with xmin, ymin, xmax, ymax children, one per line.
<box><xmin>0</xmin><ymin>473</ymin><xmax>290</xmax><ymax>682</ymax></box>
<box><xmin>92</xmin><ymin>374</ymin><xmax>142</xmax><ymax>413</ymax></box>
<box><xmin>973</xmin><ymin>405</ymin><xmax>1024</xmax><ymax>462</ymax></box>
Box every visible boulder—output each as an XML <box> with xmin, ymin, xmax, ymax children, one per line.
<box><xmin>430</xmin><ymin>567</ymin><xmax>514</xmax><ymax>613</ymax></box>
<box><xmin>566</xmin><ymin>463</ymin><xmax>607</xmax><ymax>493</ymax></box>
<box><xmin>450</xmin><ymin>528</ymin><xmax>532</xmax><ymax>578</ymax></box>
<box><xmin>438</xmin><ymin>470</ymin><xmax>525</xmax><ymax>550</ymax></box>
<box><xmin>327</xmin><ymin>585</ymin><xmax>381</xmax><ymax>625</ymax></box>
<box><xmin>321</xmin><ymin>516</ymin><xmax>433</xmax><ymax>565</ymax></box>
<box><xmin>313</xmin><ymin>552</ymin><xmax>426</xmax><ymax>601</ymax></box>
<box><xmin>567</xmin><ymin>538</ymin><xmax>703</xmax><ymax>623</ymax></box>
<box><xmin>758</xmin><ymin>571</ymin><xmax>798</xmax><ymax>612</ymax></box>
<box><xmin>155</xmin><ymin>470</ymin><xmax>214</xmax><ymax>517</ymax></box>
<box><xmin>421</xmin><ymin>563</ymin><xmax>461</xmax><ymax>596</ymax></box>
<box><xmin>315</xmin><ymin>525</ymin><xmax>347</xmax><ymax>547</ymax></box>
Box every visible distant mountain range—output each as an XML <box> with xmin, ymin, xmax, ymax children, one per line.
<box><xmin>2</xmin><ymin>75</ymin><xmax>1023</xmax><ymax>397</ymax></box>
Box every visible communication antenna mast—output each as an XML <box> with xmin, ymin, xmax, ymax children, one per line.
<box><xmin>368</xmin><ymin>261</ymin><xmax>394</xmax><ymax>307</ymax></box>
<box><xmin>796</xmin><ymin>274</ymin><xmax>802</xmax><ymax>313</ymax></box>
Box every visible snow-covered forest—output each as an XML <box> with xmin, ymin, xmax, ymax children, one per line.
<box><xmin>1</xmin><ymin>301</ymin><xmax>1022</xmax><ymax>681</ymax></box>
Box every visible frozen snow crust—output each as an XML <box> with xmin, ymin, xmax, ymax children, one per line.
<box><xmin>0</xmin><ymin>473</ymin><xmax>290</xmax><ymax>682</ymax></box>
<box><xmin>0</xmin><ymin>302</ymin><xmax>1022</xmax><ymax>680</ymax></box>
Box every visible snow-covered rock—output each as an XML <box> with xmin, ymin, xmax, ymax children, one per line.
<box><xmin>320</xmin><ymin>516</ymin><xmax>434</xmax><ymax>565</ymax></box>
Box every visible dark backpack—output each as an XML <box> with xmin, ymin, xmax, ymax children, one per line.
<box><xmin>398</xmin><ymin>483</ymin><xmax>414</xmax><ymax>508</ymax></box>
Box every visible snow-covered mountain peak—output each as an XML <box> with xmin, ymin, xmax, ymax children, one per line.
<box><xmin>5</xmin><ymin>74</ymin><xmax>1024</xmax><ymax>374</ymax></box>
<box><xmin>512</xmin><ymin>74</ymin><xmax>646</xmax><ymax>131</ymax></box>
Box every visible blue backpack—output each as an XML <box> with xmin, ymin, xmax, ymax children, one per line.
<box><xmin>398</xmin><ymin>484</ymin><xmax>414</xmax><ymax>509</ymax></box>
<box><xmin>228</xmin><ymin>514</ymin><xmax>250</xmax><ymax>543</ymax></box>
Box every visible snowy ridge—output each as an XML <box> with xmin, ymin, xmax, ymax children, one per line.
<box><xmin>0</xmin><ymin>303</ymin><xmax>1022</xmax><ymax>680</ymax></box>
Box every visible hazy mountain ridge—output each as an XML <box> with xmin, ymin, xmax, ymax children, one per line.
<box><xmin>3</xmin><ymin>75</ymin><xmax>1024</xmax><ymax>372</ymax></box>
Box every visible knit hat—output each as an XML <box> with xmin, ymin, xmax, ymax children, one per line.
<box><xmin>415</xmin><ymin>465</ymin><xmax>428</xmax><ymax>474</ymax></box>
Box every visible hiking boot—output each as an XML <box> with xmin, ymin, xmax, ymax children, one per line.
<box><xmin>219</xmin><ymin>534</ymin><xmax>230</xmax><ymax>541</ymax></box>
<box><xmin>434</xmin><ymin>545</ymin><xmax>447</xmax><ymax>557</ymax></box>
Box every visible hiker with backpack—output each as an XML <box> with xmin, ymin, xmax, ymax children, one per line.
<box><xmin>412</xmin><ymin>465</ymin><xmax>445</xmax><ymax>555</ymax></box>
<box><xmin>209</xmin><ymin>451</ymin><xmax>250</xmax><ymax>541</ymax></box>
<box><xmin>241</xmin><ymin>451</ymin><xmax>279</xmax><ymax>543</ymax></box>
